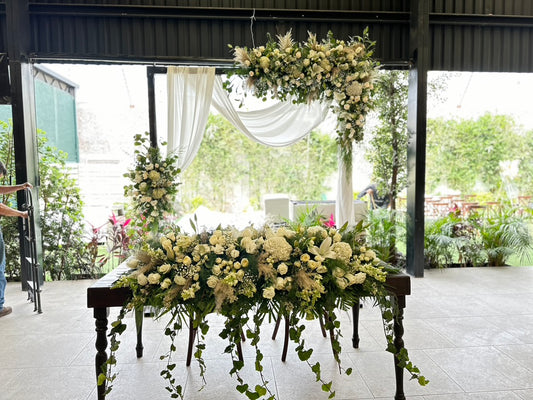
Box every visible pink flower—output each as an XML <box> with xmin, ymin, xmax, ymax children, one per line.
<box><xmin>323</xmin><ymin>213</ymin><xmax>336</xmax><ymax>228</ymax></box>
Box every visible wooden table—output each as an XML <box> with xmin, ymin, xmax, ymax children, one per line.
<box><xmin>87</xmin><ymin>266</ymin><xmax>411</xmax><ymax>400</ymax></box>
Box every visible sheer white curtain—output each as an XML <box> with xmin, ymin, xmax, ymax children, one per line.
<box><xmin>166</xmin><ymin>67</ymin><xmax>354</xmax><ymax>227</ymax></box>
<box><xmin>211</xmin><ymin>76</ymin><xmax>329</xmax><ymax>147</ymax></box>
<box><xmin>167</xmin><ymin>66</ymin><xmax>216</xmax><ymax>170</ymax></box>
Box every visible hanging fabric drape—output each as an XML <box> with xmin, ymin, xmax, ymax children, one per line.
<box><xmin>167</xmin><ymin>66</ymin><xmax>216</xmax><ymax>170</ymax></box>
<box><xmin>336</xmin><ymin>158</ymin><xmax>354</xmax><ymax>229</ymax></box>
<box><xmin>167</xmin><ymin>67</ymin><xmax>354</xmax><ymax>227</ymax></box>
<box><xmin>211</xmin><ymin>76</ymin><xmax>329</xmax><ymax>147</ymax></box>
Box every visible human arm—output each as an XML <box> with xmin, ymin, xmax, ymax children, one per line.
<box><xmin>0</xmin><ymin>182</ymin><xmax>33</xmax><ymax>195</ymax></box>
<box><xmin>0</xmin><ymin>202</ymin><xmax>28</xmax><ymax>218</ymax></box>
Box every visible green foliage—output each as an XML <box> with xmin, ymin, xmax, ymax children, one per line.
<box><xmin>0</xmin><ymin>120</ymin><xmax>21</xmax><ymax>280</ymax></box>
<box><xmin>426</xmin><ymin>114</ymin><xmax>528</xmax><ymax>195</ymax></box>
<box><xmin>366</xmin><ymin>70</ymin><xmax>408</xmax><ymax>210</ymax></box>
<box><xmin>38</xmin><ymin>131</ymin><xmax>94</xmax><ymax>280</ymax></box>
<box><xmin>424</xmin><ymin>206</ymin><xmax>532</xmax><ymax>268</ymax></box>
<box><xmin>181</xmin><ymin>114</ymin><xmax>338</xmax><ymax>213</ymax></box>
<box><xmin>1</xmin><ymin>119</ymin><xmax>98</xmax><ymax>281</ymax></box>
<box><xmin>365</xmin><ymin>209</ymin><xmax>405</xmax><ymax>265</ymax></box>
<box><xmin>473</xmin><ymin>207</ymin><xmax>533</xmax><ymax>266</ymax></box>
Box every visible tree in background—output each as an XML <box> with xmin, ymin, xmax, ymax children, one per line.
<box><xmin>426</xmin><ymin>114</ymin><xmax>528</xmax><ymax>197</ymax></box>
<box><xmin>365</xmin><ymin>70</ymin><xmax>408</xmax><ymax>211</ymax></box>
<box><xmin>181</xmin><ymin>114</ymin><xmax>338</xmax><ymax>212</ymax></box>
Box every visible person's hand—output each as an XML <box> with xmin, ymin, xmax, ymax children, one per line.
<box><xmin>22</xmin><ymin>182</ymin><xmax>33</xmax><ymax>190</ymax></box>
<box><xmin>20</xmin><ymin>211</ymin><xmax>29</xmax><ymax>219</ymax></box>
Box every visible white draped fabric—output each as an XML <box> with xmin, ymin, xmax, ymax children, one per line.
<box><xmin>166</xmin><ymin>66</ymin><xmax>354</xmax><ymax>227</ymax></box>
<box><xmin>167</xmin><ymin>66</ymin><xmax>216</xmax><ymax>170</ymax></box>
<box><xmin>336</xmin><ymin>159</ymin><xmax>354</xmax><ymax>228</ymax></box>
<box><xmin>211</xmin><ymin>76</ymin><xmax>329</xmax><ymax>147</ymax></box>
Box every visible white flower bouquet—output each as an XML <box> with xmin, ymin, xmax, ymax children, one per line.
<box><xmin>103</xmin><ymin>221</ymin><xmax>427</xmax><ymax>399</ymax></box>
<box><xmin>124</xmin><ymin>132</ymin><xmax>181</xmax><ymax>233</ymax></box>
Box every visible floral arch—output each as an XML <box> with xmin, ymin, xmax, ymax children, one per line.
<box><xmin>226</xmin><ymin>29</ymin><xmax>379</xmax><ymax>226</ymax></box>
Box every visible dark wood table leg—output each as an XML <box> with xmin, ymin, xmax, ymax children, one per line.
<box><xmin>135</xmin><ymin>307</ymin><xmax>144</xmax><ymax>358</ymax></box>
<box><xmin>281</xmin><ymin>315</ymin><xmax>289</xmax><ymax>362</ymax></box>
<box><xmin>393</xmin><ymin>296</ymin><xmax>406</xmax><ymax>400</ymax></box>
<box><xmin>94</xmin><ymin>307</ymin><xmax>109</xmax><ymax>400</ymax></box>
<box><xmin>352</xmin><ymin>298</ymin><xmax>360</xmax><ymax>348</ymax></box>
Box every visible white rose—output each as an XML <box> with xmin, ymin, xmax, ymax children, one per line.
<box><xmin>137</xmin><ymin>273</ymin><xmax>148</xmax><ymax>286</ymax></box>
<box><xmin>174</xmin><ymin>275</ymin><xmax>186</xmax><ymax>285</ymax></box>
<box><xmin>275</xmin><ymin>277</ymin><xmax>285</xmax><ymax>290</ymax></box>
<box><xmin>207</xmin><ymin>275</ymin><xmax>219</xmax><ymax>288</ymax></box>
<box><xmin>277</xmin><ymin>263</ymin><xmax>288</xmax><ymax>275</ymax></box>
<box><xmin>262</xmin><ymin>286</ymin><xmax>276</xmax><ymax>300</ymax></box>
<box><xmin>158</xmin><ymin>263</ymin><xmax>172</xmax><ymax>274</ymax></box>
<box><xmin>147</xmin><ymin>273</ymin><xmax>161</xmax><ymax>285</ymax></box>
<box><xmin>127</xmin><ymin>258</ymin><xmax>139</xmax><ymax>269</ymax></box>
<box><xmin>336</xmin><ymin>277</ymin><xmax>348</xmax><ymax>290</ymax></box>
<box><xmin>160</xmin><ymin>278</ymin><xmax>172</xmax><ymax>289</ymax></box>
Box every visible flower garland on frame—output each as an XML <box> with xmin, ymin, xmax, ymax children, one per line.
<box><xmin>225</xmin><ymin>28</ymin><xmax>379</xmax><ymax>170</ymax></box>
<box><xmin>123</xmin><ymin>132</ymin><xmax>181</xmax><ymax>233</ymax></box>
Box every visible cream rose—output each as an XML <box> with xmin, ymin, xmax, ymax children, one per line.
<box><xmin>158</xmin><ymin>263</ymin><xmax>172</xmax><ymax>274</ymax></box>
<box><xmin>174</xmin><ymin>275</ymin><xmax>186</xmax><ymax>286</ymax></box>
<box><xmin>147</xmin><ymin>273</ymin><xmax>161</xmax><ymax>285</ymax></box>
<box><xmin>137</xmin><ymin>273</ymin><xmax>148</xmax><ymax>286</ymax></box>
<box><xmin>160</xmin><ymin>278</ymin><xmax>172</xmax><ymax>289</ymax></box>
<box><xmin>277</xmin><ymin>262</ymin><xmax>288</xmax><ymax>275</ymax></box>
<box><xmin>263</xmin><ymin>286</ymin><xmax>276</xmax><ymax>300</ymax></box>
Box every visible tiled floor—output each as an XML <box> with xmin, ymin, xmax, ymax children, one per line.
<box><xmin>2</xmin><ymin>266</ymin><xmax>533</xmax><ymax>400</ymax></box>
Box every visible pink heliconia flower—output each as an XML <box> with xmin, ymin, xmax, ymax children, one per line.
<box><xmin>324</xmin><ymin>213</ymin><xmax>336</xmax><ymax>228</ymax></box>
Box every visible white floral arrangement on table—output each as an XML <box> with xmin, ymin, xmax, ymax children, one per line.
<box><xmin>102</xmin><ymin>221</ymin><xmax>428</xmax><ymax>399</ymax></box>
<box><xmin>123</xmin><ymin>132</ymin><xmax>181</xmax><ymax>233</ymax></box>
<box><xmin>225</xmin><ymin>29</ymin><xmax>379</xmax><ymax>167</ymax></box>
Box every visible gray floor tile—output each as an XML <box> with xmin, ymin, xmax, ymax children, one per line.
<box><xmin>3</xmin><ymin>266</ymin><xmax>533</xmax><ymax>399</ymax></box>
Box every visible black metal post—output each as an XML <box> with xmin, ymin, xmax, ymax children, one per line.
<box><xmin>406</xmin><ymin>0</ymin><xmax>429</xmax><ymax>278</ymax></box>
<box><xmin>147</xmin><ymin>66</ymin><xmax>158</xmax><ymax>147</ymax></box>
<box><xmin>6</xmin><ymin>0</ymin><xmax>44</xmax><ymax>290</ymax></box>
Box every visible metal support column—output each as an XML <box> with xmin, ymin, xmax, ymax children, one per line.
<box><xmin>6</xmin><ymin>0</ymin><xmax>44</xmax><ymax>289</ymax></box>
<box><xmin>406</xmin><ymin>0</ymin><xmax>429</xmax><ymax>277</ymax></box>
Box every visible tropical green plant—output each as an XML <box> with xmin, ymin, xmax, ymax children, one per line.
<box><xmin>365</xmin><ymin>208</ymin><xmax>405</xmax><ymax>265</ymax></box>
<box><xmin>424</xmin><ymin>215</ymin><xmax>458</xmax><ymax>269</ymax></box>
<box><xmin>473</xmin><ymin>207</ymin><xmax>533</xmax><ymax>266</ymax></box>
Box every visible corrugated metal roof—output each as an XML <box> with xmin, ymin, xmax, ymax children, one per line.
<box><xmin>0</xmin><ymin>1</ymin><xmax>531</xmax><ymax>72</ymax></box>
